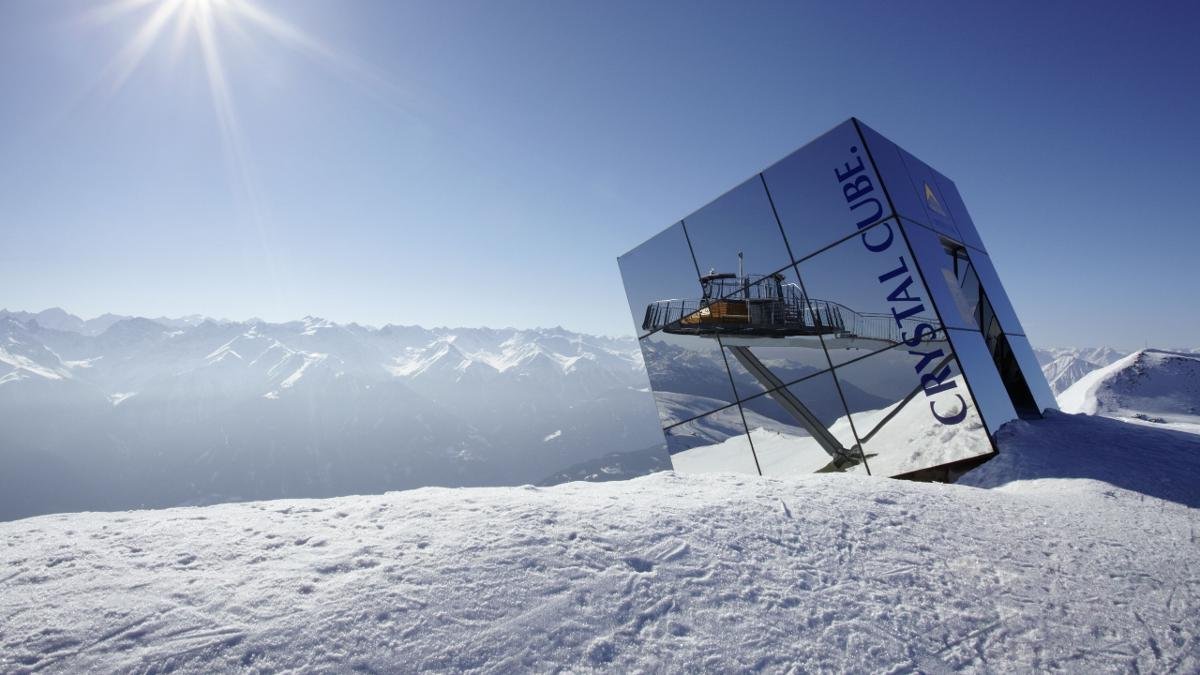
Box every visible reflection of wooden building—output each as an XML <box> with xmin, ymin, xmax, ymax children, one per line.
<box><xmin>644</xmin><ymin>269</ymin><xmax>864</xmax><ymax>472</ymax></box>
<box><xmin>643</xmin><ymin>271</ymin><xmax>846</xmax><ymax>337</ymax></box>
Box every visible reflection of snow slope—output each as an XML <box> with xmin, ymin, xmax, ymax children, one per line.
<box><xmin>670</xmin><ymin>376</ymin><xmax>991</xmax><ymax>478</ymax></box>
<box><xmin>669</xmin><ymin>432</ymin><xmax>760</xmax><ymax>475</ymax></box>
<box><xmin>847</xmin><ymin>375</ymin><xmax>990</xmax><ymax>477</ymax></box>
<box><xmin>1059</xmin><ymin>349</ymin><xmax>1200</xmax><ymax>429</ymax></box>
<box><xmin>651</xmin><ymin>391</ymin><xmax>733</xmax><ymax>433</ymax></box>
<box><xmin>747</xmin><ymin>425</ymin><xmax>861</xmax><ymax>476</ymax></box>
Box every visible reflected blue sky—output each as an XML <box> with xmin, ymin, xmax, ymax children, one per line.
<box><xmin>1</xmin><ymin>1</ymin><xmax>1197</xmax><ymax>348</ymax></box>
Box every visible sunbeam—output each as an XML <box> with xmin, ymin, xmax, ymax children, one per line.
<box><xmin>76</xmin><ymin>0</ymin><xmax>402</xmax><ymax>313</ymax></box>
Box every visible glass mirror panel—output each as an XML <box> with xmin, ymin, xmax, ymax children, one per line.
<box><xmin>722</xmin><ymin>337</ymin><xmax>832</xmax><ymax>400</ymax></box>
<box><xmin>688</xmin><ymin>266</ymin><xmax>834</xmax><ymax>398</ymax></box>
<box><xmin>855</xmin><ymin>120</ymin><xmax>929</xmax><ymax>227</ymax></box>
<box><xmin>897</xmin><ymin>148</ymin><xmax>963</xmax><ymax>242</ymax></box>
<box><xmin>832</xmin><ymin>339</ymin><xmax>993</xmax><ymax>477</ymax></box>
<box><xmin>684</xmin><ymin>176</ymin><xmax>794</xmax><ymax>286</ymax></box>
<box><xmin>945</xmin><ymin>328</ymin><xmax>1020</xmax><ymax>434</ymax></box>
<box><xmin>796</xmin><ymin>219</ymin><xmax>943</xmax><ymax>367</ymax></box>
<box><xmin>901</xmin><ymin>219</ymin><xmax>983</xmax><ymax>331</ymax></box>
<box><xmin>665</xmin><ymin>406</ymin><xmax>760</xmax><ymax>476</ymax></box>
<box><xmin>640</xmin><ymin>331</ymin><xmax>737</xmax><ymax>427</ymax></box>
<box><xmin>762</xmin><ymin>120</ymin><xmax>890</xmax><ymax>260</ymax></box>
<box><xmin>931</xmin><ymin>171</ymin><xmax>988</xmax><ymax>252</ymax></box>
<box><xmin>618</xmin><ymin>222</ymin><xmax>702</xmax><ymax>338</ymax></box>
<box><xmin>966</xmin><ymin>251</ymin><xmax>1027</xmax><ymax>337</ymax></box>
<box><xmin>739</xmin><ymin>371</ymin><xmax>865</xmax><ymax>477</ymax></box>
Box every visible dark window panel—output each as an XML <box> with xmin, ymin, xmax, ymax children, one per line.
<box><xmin>965</xmin><ymin>250</ymin><xmax>1027</xmax><ymax>337</ymax></box>
<box><xmin>1005</xmin><ymin>335</ymin><xmax>1060</xmax><ymax>413</ymax></box>
<box><xmin>900</xmin><ymin>219</ymin><xmax>984</xmax><ymax>331</ymax></box>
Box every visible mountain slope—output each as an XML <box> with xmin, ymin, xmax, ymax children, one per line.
<box><xmin>1041</xmin><ymin>353</ymin><xmax>1100</xmax><ymax>394</ymax></box>
<box><xmin>1058</xmin><ymin>349</ymin><xmax>1200</xmax><ymax>427</ymax></box>
<box><xmin>1</xmin><ymin>411</ymin><xmax>1197</xmax><ymax>672</ymax></box>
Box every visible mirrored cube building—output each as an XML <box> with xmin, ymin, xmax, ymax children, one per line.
<box><xmin>618</xmin><ymin>118</ymin><xmax>1056</xmax><ymax>480</ymax></box>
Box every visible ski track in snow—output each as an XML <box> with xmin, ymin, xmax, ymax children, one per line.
<box><xmin>2</xmin><ymin>414</ymin><xmax>1200</xmax><ymax>673</ymax></box>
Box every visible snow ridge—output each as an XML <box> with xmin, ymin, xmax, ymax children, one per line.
<box><xmin>1058</xmin><ymin>349</ymin><xmax>1200</xmax><ymax>428</ymax></box>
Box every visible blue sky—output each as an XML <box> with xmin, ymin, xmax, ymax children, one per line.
<box><xmin>1</xmin><ymin>1</ymin><xmax>1197</xmax><ymax>349</ymax></box>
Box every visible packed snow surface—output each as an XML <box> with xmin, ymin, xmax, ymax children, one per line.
<box><xmin>2</xmin><ymin>413</ymin><xmax>1199</xmax><ymax>672</ymax></box>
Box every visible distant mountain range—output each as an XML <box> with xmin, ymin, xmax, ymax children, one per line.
<box><xmin>1058</xmin><ymin>349</ymin><xmax>1200</xmax><ymax>430</ymax></box>
<box><xmin>2</xmin><ymin>307</ymin><xmax>1195</xmax><ymax>521</ymax></box>
<box><xmin>1032</xmin><ymin>346</ymin><xmax>1126</xmax><ymax>395</ymax></box>
<box><xmin>0</xmin><ymin>308</ymin><xmax>664</xmax><ymax>520</ymax></box>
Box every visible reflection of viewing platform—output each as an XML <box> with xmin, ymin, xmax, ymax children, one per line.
<box><xmin>643</xmin><ymin>272</ymin><xmax>842</xmax><ymax>337</ymax></box>
<box><xmin>641</xmin><ymin>267</ymin><xmax>941</xmax><ymax>473</ymax></box>
<box><xmin>642</xmin><ymin>271</ymin><xmax>917</xmax><ymax>349</ymax></box>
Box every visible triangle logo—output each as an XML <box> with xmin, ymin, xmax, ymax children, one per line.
<box><xmin>924</xmin><ymin>183</ymin><xmax>947</xmax><ymax>217</ymax></box>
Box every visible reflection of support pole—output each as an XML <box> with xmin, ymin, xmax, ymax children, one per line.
<box><xmin>727</xmin><ymin>346</ymin><xmax>861</xmax><ymax>470</ymax></box>
<box><xmin>737</xmin><ymin>252</ymin><xmax>747</xmax><ymax>298</ymax></box>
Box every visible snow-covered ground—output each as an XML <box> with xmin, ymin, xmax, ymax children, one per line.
<box><xmin>2</xmin><ymin>411</ymin><xmax>1199</xmax><ymax>672</ymax></box>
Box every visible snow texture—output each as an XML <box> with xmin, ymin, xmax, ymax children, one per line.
<box><xmin>2</xmin><ymin>412</ymin><xmax>1199</xmax><ymax>672</ymax></box>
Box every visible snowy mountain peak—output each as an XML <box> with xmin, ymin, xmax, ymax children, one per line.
<box><xmin>1059</xmin><ymin>349</ymin><xmax>1200</xmax><ymax>428</ymax></box>
<box><xmin>0</xmin><ymin>307</ymin><xmax>666</xmax><ymax>521</ymax></box>
<box><xmin>1043</xmin><ymin>354</ymin><xmax>1101</xmax><ymax>394</ymax></box>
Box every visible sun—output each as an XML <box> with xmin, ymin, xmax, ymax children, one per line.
<box><xmin>76</xmin><ymin>0</ymin><xmax>361</xmax><ymax>295</ymax></box>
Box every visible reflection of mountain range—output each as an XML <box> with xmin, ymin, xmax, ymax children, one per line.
<box><xmin>0</xmin><ymin>309</ymin><xmax>663</xmax><ymax>521</ymax></box>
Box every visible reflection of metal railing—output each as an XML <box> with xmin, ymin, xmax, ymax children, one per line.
<box><xmin>643</xmin><ymin>297</ymin><xmax>846</xmax><ymax>337</ymax></box>
<box><xmin>826</xmin><ymin>303</ymin><xmax>930</xmax><ymax>346</ymax></box>
<box><xmin>643</xmin><ymin>271</ymin><xmax>938</xmax><ymax>345</ymax></box>
<box><xmin>644</xmin><ymin>295</ymin><xmax>935</xmax><ymax>346</ymax></box>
